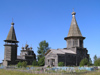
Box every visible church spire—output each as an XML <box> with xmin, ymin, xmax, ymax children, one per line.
<box><xmin>67</xmin><ymin>10</ymin><xmax>82</xmax><ymax>37</ymax></box>
<box><xmin>4</xmin><ymin>20</ymin><xmax>18</xmax><ymax>43</ymax></box>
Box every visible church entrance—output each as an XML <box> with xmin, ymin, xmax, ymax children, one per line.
<box><xmin>48</xmin><ymin>59</ymin><xmax>55</xmax><ymax>67</ymax></box>
<box><xmin>51</xmin><ymin>59</ymin><xmax>55</xmax><ymax>67</ymax></box>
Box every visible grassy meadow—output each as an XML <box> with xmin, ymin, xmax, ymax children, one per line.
<box><xmin>0</xmin><ymin>69</ymin><xmax>100</xmax><ymax>75</ymax></box>
<box><xmin>0</xmin><ymin>69</ymin><xmax>39</xmax><ymax>75</ymax></box>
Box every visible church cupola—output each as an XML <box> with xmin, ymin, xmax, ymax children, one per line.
<box><xmin>64</xmin><ymin>10</ymin><xmax>85</xmax><ymax>48</ymax></box>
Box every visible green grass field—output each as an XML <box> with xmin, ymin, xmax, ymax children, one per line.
<box><xmin>0</xmin><ymin>69</ymin><xmax>39</xmax><ymax>75</ymax></box>
<box><xmin>0</xmin><ymin>69</ymin><xmax>100</xmax><ymax>75</ymax></box>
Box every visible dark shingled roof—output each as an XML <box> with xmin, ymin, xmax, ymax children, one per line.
<box><xmin>5</xmin><ymin>22</ymin><xmax>18</xmax><ymax>42</ymax></box>
<box><xmin>67</xmin><ymin>11</ymin><xmax>82</xmax><ymax>37</ymax></box>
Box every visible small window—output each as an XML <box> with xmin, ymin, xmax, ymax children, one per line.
<box><xmin>73</xmin><ymin>39</ymin><xmax>78</xmax><ymax>47</ymax></box>
<box><xmin>80</xmin><ymin>40</ymin><xmax>83</xmax><ymax>47</ymax></box>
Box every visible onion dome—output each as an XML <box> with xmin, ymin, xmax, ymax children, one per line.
<box><xmin>22</xmin><ymin>47</ymin><xmax>24</xmax><ymax>50</ymax></box>
<box><xmin>72</xmin><ymin>11</ymin><xmax>76</xmax><ymax>15</ymax></box>
<box><xmin>11</xmin><ymin>22</ymin><xmax>14</xmax><ymax>25</ymax></box>
<box><xmin>25</xmin><ymin>44</ymin><xmax>28</xmax><ymax>49</ymax></box>
<box><xmin>30</xmin><ymin>47</ymin><xmax>32</xmax><ymax>50</ymax></box>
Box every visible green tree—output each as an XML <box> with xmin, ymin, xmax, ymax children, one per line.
<box><xmin>94</xmin><ymin>58</ymin><xmax>100</xmax><ymax>66</ymax></box>
<box><xmin>17</xmin><ymin>62</ymin><xmax>22</xmax><ymax>68</ymax></box>
<box><xmin>58</xmin><ymin>62</ymin><xmax>64</xmax><ymax>66</ymax></box>
<box><xmin>37</xmin><ymin>40</ymin><xmax>50</xmax><ymax>57</ymax></box>
<box><xmin>22</xmin><ymin>61</ymin><xmax>27</xmax><ymax>68</ymax></box>
<box><xmin>94</xmin><ymin>55</ymin><xmax>97</xmax><ymax>63</ymax></box>
<box><xmin>38</xmin><ymin>57</ymin><xmax>45</xmax><ymax>66</ymax></box>
<box><xmin>37</xmin><ymin>40</ymin><xmax>50</xmax><ymax>66</ymax></box>
<box><xmin>32</xmin><ymin>60</ymin><xmax>38</xmax><ymax>66</ymax></box>
<box><xmin>79</xmin><ymin>58</ymin><xmax>89</xmax><ymax>66</ymax></box>
<box><xmin>89</xmin><ymin>55</ymin><xmax>92</xmax><ymax>65</ymax></box>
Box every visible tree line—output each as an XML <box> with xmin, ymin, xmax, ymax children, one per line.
<box><xmin>79</xmin><ymin>55</ymin><xmax>100</xmax><ymax>66</ymax></box>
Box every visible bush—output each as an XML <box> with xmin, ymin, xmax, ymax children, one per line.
<box><xmin>79</xmin><ymin>58</ymin><xmax>89</xmax><ymax>66</ymax></box>
<box><xmin>17</xmin><ymin>62</ymin><xmax>22</xmax><ymax>68</ymax></box>
<box><xmin>32</xmin><ymin>60</ymin><xmax>38</xmax><ymax>66</ymax></box>
<box><xmin>58</xmin><ymin>62</ymin><xmax>64</xmax><ymax>66</ymax></box>
<box><xmin>94</xmin><ymin>58</ymin><xmax>100</xmax><ymax>66</ymax></box>
<box><xmin>22</xmin><ymin>61</ymin><xmax>27</xmax><ymax>67</ymax></box>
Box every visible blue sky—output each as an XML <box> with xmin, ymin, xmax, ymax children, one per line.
<box><xmin>0</xmin><ymin>0</ymin><xmax>100</xmax><ymax>63</ymax></box>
